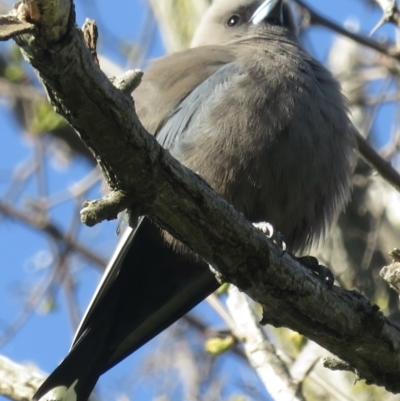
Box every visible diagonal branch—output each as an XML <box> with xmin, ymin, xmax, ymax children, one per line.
<box><xmin>0</xmin><ymin>201</ymin><xmax>107</xmax><ymax>269</ymax></box>
<box><xmin>0</xmin><ymin>355</ymin><xmax>45</xmax><ymax>401</ymax></box>
<box><xmin>226</xmin><ymin>286</ymin><xmax>304</xmax><ymax>401</ymax></box>
<box><xmin>293</xmin><ymin>0</ymin><xmax>400</xmax><ymax>60</ymax></box>
<box><xmin>1</xmin><ymin>0</ymin><xmax>400</xmax><ymax>394</ymax></box>
<box><xmin>371</xmin><ymin>0</ymin><xmax>400</xmax><ymax>32</ymax></box>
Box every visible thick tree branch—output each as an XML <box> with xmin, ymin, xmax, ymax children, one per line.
<box><xmin>1</xmin><ymin>0</ymin><xmax>400</xmax><ymax>394</ymax></box>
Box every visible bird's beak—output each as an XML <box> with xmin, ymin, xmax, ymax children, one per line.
<box><xmin>250</xmin><ymin>0</ymin><xmax>283</xmax><ymax>25</ymax></box>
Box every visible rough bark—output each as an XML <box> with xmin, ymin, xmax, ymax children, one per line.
<box><xmin>1</xmin><ymin>0</ymin><xmax>400</xmax><ymax>394</ymax></box>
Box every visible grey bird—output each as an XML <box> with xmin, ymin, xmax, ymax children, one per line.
<box><xmin>33</xmin><ymin>1</ymin><xmax>354</xmax><ymax>400</ymax></box>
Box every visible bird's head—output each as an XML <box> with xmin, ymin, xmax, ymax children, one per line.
<box><xmin>191</xmin><ymin>0</ymin><xmax>296</xmax><ymax>47</ymax></box>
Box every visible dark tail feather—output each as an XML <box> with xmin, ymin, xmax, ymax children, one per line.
<box><xmin>32</xmin><ymin>314</ymin><xmax>113</xmax><ymax>401</ymax></box>
<box><xmin>34</xmin><ymin>218</ymin><xmax>218</xmax><ymax>401</ymax></box>
<box><xmin>100</xmin><ymin>218</ymin><xmax>219</xmax><ymax>371</ymax></box>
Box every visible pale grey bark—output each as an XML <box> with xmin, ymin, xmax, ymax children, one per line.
<box><xmin>0</xmin><ymin>355</ymin><xmax>45</xmax><ymax>401</ymax></box>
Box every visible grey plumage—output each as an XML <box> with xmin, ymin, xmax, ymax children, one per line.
<box><xmin>136</xmin><ymin>0</ymin><xmax>354</xmax><ymax>252</ymax></box>
<box><xmin>33</xmin><ymin>1</ymin><xmax>354</xmax><ymax>401</ymax></box>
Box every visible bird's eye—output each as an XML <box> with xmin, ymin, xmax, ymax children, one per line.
<box><xmin>227</xmin><ymin>14</ymin><xmax>241</xmax><ymax>27</ymax></box>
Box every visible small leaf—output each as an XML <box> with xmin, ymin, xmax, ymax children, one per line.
<box><xmin>205</xmin><ymin>335</ymin><xmax>235</xmax><ymax>355</ymax></box>
<box><xmin>215</xmin><ymin>282</ymin><xmax>230</xmax><ymax>295</ymax></box>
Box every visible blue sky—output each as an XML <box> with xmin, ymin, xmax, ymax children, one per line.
<box><xmin>0</xmin><ymin>1</ymin><xmax>396</xmax><ymax>400</ymax></box>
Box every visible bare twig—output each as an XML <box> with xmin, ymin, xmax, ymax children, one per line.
<box><xmin>293</xmin><ymin>0</ymin><xmax>400</xmax><ymax>59</ymax></box>
<box><xmin>0</xmin><ymin>355</ymin><xmax>45</xmax><ymax>401</ymax></box>
<box><xmin>0</xmin><ymin>202</ymin><xmax>107</xmax><ymax>268</ymax></box>
<box><xmin>371</xmin><ymin>0</ymin><xmax>400</xmax><ymax>34</ymax></box>
<box><xmin>0</xmin><ymin>258</ymin><xmax>59</xmax><ymax>347</ymax></box>
<box><xmin>356</xmin><ymin>131</ymin><xmax>400</xmax><ymax>193</ymax></box>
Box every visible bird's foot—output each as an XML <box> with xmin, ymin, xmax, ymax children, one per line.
<box><xmin>253</xmin><ymin>222</ymin><xmax>287</xmax><ymax>253</ymax></box>
<box><xmin>297</xmin><ymin>256</ymin><xmax>334</xmax><ymax>288</ymax></box>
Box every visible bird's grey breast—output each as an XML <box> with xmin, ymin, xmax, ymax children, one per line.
<box><xmin>136</xmin><ymin>32</ymin><xmax>353</xmax><ymax>253</ymax></box>
<box><xmin>234</xmin><ymin>37</ymin><xmax>354</xmax><ymax>251</ymax></box>
<box><xmin>164</xmin><ymin>37</ymin><xmax>353</xmax><ymax>252</ymax></box>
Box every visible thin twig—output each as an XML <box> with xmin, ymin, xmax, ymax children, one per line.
<box><xmin>0</xmin><ymin>201</ymin><xmax>107</xmax><ymax>268</ymax></box>
<box><xmin>293</xmin><ymin>0</ymin><xmax>400</xmax><ymax>59</ymax></box>
<box><xmin>356</xmin><ymin>131</ymin><xmax>400</xmax><ymax>193</ymax></box>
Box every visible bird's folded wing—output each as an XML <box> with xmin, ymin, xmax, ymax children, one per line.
<box><xmin>157</xmin><ymin>61</ymin><xmax>241</xmax><ymax>148</ymax></box>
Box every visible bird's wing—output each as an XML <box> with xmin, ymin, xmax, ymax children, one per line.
<box><xmin>135</xmin><ymin>45</ymin><xmax>237</xmax><ymax>135</ymax></box>
<box><xmin>157</xmin><ymin>62</ymin><xmax>241</xmax><ymax>149</ymax></box>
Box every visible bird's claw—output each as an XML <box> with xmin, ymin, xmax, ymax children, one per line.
<box><xmin>253</xmin><ymin>222</ymin><xmax>287</xmax><ymax>253</ymax></box>
<box><xmin>296</xmin><ymin>256</ymin><xmax>334</xmax><ymax>288</ymax></box>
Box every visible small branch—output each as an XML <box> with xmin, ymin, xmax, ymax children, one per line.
<box><xmin>381</xmin><ymin>251</ymin><xmax>400</xmax><ymax>293</ymax></box>
<box><xmin>0</xmin><ymin>355</ymin><xmax>45</xmax><ymax>401</ymax></box>
<box><xmin>109</xmin><ymin>69</ymin><xmax>144</xmax><ymax>94</ymax></box>
<box><xmin>0</xmin><ymin>352</ymin><xmax>98</xmax><ymax>401</ymax></box>
<box><xmin>371</xmin><ymin>0</ymin><xmax>400</xmax><ymax>33</ymax></box>
<box><xmin>0</xmin><ymin>201</ymin><xmax>107</xmax><ymax>268</ymax></box>
<box><xmin>82</xmin><ymin>19</ymin><xmax>99</xmax><ymax>67</ymax></box>
<box><xmin>355</xmin><ymin>131</ymin><xmax>400</xmax><ymax>193</ymax></box>
<box><xmin>0</xmin><ymin>257</ymin><xmax>60</xmax><ymax>348</ymax></box>
<box><xmin>226</xmin><ymin>286</ymin><xmax>304</xmax><ymax>401</ymax></box>
<box><xmin>293</xmin><ymin>0</ymin><xmax>400</xmax><ymax>60</ymax></box>
<box><xmin>81</xmin><ymin>190</ymin><xmax>133</xmax><ymax>226</ymax></box>
<box><xmin>323</xmin><ymin>357</ymin><xmax>356</xmax><ymax>374</ymax></box>
<box><xmin>0</xmin><ymin>14</ymin><xmax>34</xmax><ymax>40</ymax></box>
<box><xmin>290</xmin><ymin>341</ymin><xmax>324</xmax><ymax>385</ymax></box>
